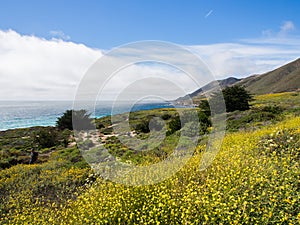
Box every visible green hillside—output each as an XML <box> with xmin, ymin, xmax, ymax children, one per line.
<box><xmin>1</xmin><ymin>92</ymin><xmax>300</xmax><ymax>224</ymax></box>
<box><xmin>178</xmin><ymin>58</ymin><xmax>300</xmax><ymax>103</ymax></box>
<box><xmin>237</xmin><ymin>58</ymin><xmax>300</xmax><ymax>94</ymax></box>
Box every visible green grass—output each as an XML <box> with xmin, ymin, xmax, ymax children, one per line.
<box><xmin>0</xmin><ymin>92</ymin><xmax>300</xmax><ymax>223</ymax></box>
<box><xmin>237</xmin><ymin>58</ymin><xmax>300</xmax><ymax>94</ymax></box>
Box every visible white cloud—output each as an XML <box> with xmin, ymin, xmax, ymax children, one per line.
<box><xmin>189</xmin><ymin>21</ymin><xmax>300</xmax><ymax>79</ymax></box>
<box><xmin>188</xmin><ymin>39</ymin><xmax>300</xmax><ymax>78</ymax></box>
<box><xmin>0</xmin><ymin>29</ymin><xmax>101</xmax><ymax>100</ymax></box>
<box><xmin>0</xmin><ymin>29</ymin><xmax>299</xmax><ymax>100</ymax></box>
<box><xmin>98</xmin><ymin>63</ymin><xmax>199</xmax><ymax>101</ymax></box>
<box><xmin>262</xmin><ymin>20</ymin><xmax>296</xmax><ymax>38</ymax></box>
<box><xmin>280</xmin><ymin>21</ymin><xmax>295</xmax><ymax>34</ymax></box>
<box><xmin>49</xmin><ymin>30</ymin><xmax>71</xmax><ymax>40</ymax></box>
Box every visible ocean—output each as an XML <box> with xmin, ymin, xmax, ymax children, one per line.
<box><xmin>0</xmin><ymin>101</ymin><xmax>175</xmax><ymax>131</ymax></box>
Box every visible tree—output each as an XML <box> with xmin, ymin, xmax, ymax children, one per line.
<box><xmin>223</xmin><ymin>86</ymin><xmax>253</xmax><ymax>112</ymax></box>
<box><xmin>56</xmin><ymin>109</ymin><xmax>93</xmax><ymax>130</ymax></box>
<box><xmin>210</xmin><ymin>86</ymin><xmax>253</xmax><ymax>113</ymax></box>
<box><xmin>199</xmin><ymin>99</ymin><xmax>211</xmax><ymax>116</ymax></box>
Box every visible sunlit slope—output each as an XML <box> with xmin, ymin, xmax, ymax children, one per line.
<box><xmin>237</xmin><ymin>58</ymin><xmax>300</xmax><ymax>94</ymax></box>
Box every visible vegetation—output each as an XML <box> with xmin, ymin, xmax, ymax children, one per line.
<box><xmin>237</xmin><ymin>58</ymin><xmax>300</xmax><ymax>94</ymax></box>
<box><xmin>56</xmin><ymin>109</ymin><xmax>93</xmax><ymax>130</ymax></box>
<box><xmin>0</xmin><ymin>91</ymin><xmax>300</xmax><ymax>224</ymax></box>
<box><xmin>34</xmin><ymin>128</ymin><xmax>70</xmax><ymax>149</ymax></box>
<box><xmin>226</xmin><ymin>105</ymin><xmax>284</xmax><ymax>131</ymax></box>
<box><xmin>186</xmin><ymin>58</ymin><xmax>300</xmax><ymax>103</ymax></box>
<box><xmin>223</xmin><ymin>85</ymin><xmax>253</xmax><ymax>111</ymax></box>
<box><xmin>0</xmin><ymin>126</ymin><xmax>71</xmax><ymax>169</ymax></box>
<box><xmin>199</xmin><ymin>99</ymin><xmax>211</xmax><ymax>116</ymax></box>
<box><xmin>211</xmin><ymin>85</ymin><xmax>253</xmax><ymax>112</ymax></box>
<box><xmin>199</xmin><ymin>86</ymin><xmax>253</xmax><ymax>115</ymax></box>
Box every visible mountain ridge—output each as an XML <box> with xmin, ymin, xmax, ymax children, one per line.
<box><xmin>236</xmin><ymin>58</ymin><xmax>300</xmax><ymax>94</ymax></box>
<box><xmin>176</xmin><ymin>58</ymin><xmax>300</xmax><ymax>103</ymax></box>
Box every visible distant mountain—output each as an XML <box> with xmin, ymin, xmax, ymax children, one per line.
<box><xmin>176</xmin><ymin>77</ymin><xmax>241</xmax><ymax>103</ymax></box>
<box><xmin>236</xmin><ymin>58</ymin><xmax>300</xmax><ymax>94</ymax></box>
<box><xmin>176</xmin><ymin>58</ymin><xmax>300</xmax><ymax>103</ymax></box>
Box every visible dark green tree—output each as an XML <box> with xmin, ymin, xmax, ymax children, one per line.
<box><xmin>56</xmin><ymin>109</ymin><xmax>93</xmax><ymax>130</ymax></box>
<box><xmin>210</xmin><ymin>86</ymin><xmax>253</xmax><ymax>113</ymax></box>
<box><xmin>199</xmin><ymin>99</ymin><xmax>211</xmax><ymax>116</ymax></box>
<box><xmin>223</xmin><ymin>86</ymin><xmax>252</xmax><ymax>112</ymax></box>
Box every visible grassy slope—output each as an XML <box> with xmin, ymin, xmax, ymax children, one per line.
<box><xmin>185</xmin><ymin>58</ymin><xmax>300</xmax><ymax>103</ymax></box>
<box><xmin>237</xmin><ymin>58</ymin><xmax>300</xmax><ymax>94</ymax></box>
<box><xmin>0</xmin><ymin>92</ymin><xmax>300</xmax><ymax>224</ymax></box>
<box><xmin>2</xmin><ymin>113</ymin><xmax>299</xmax><ymax>224</ymax></box>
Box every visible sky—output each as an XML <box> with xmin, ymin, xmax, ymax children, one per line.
<box><xmin>0</xmin><ymin>0</ymin><xmax>300</xmax><ymax>100</ymax></box>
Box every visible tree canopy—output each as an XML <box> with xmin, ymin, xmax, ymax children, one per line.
<box><xmin>200</xmin><ymin>86</ymin><xmax>253</xmax><ymax>114</ymax></box>
<box><xmin>222</xmin><ymin>86</ymin><xmax>253</xmax><ymax>112</ymax></box>
<box><xmin>56</xmin><ymin>109</ymin><xmax>93</xmax><ymax>130</ymax></box>
<box><xmin>199</xmin><ymin>99</ymin><xmax>211</xmax><ymax>116</ymax></box>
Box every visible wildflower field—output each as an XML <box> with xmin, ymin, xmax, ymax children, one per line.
<box><xmin>0</xmin><ymin>92</ymin><xmax>300</xmax><ymax>224</ymax></box>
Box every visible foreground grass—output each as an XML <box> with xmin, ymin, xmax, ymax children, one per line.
<box><xmin>1</xmin><ymin>92</ymin><xmax>299</xmax><ymax>224</ymax></box>
<box><xmin>1</xmin><ymin>115</ymin><xmax>299</xmax><ymax>224</ymax></box>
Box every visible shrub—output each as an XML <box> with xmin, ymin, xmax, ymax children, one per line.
<box><xmin>77</xmin><ymin>139</ymin><xmax>94</xmax><ymax>150</ymax></box>
<box><xmin>33</xmin><ymin>128</ymin><xmax>71</xmax><ymax>149</ymax></box>
<box><xmin>198</xmin><ymin>111</ymin><xmax>212</xmax><ymax>134</ymax></box>
<box><xmin>227</xmin><ymin>105</ymin><xmax>284</xmax><ymax>131</ymax></box>
<box><xmin>167</xmin><ymin>111</ymin><xmax>211</xmax><ymax>136</ymax></box>
<box><xmin>167</xmin><ymin>116</ymin><xmax>181</xmax><ymax>135</ymax></box>
<box><xmin>161</xmin><ymin>113</ymin><xmax>171</xmax><ymax>120</ymax></box>
<box><xmin>34</xmin><ymin>128</ymin><xmax>58</xmax><ymax>149</ymax></box>
<box><xmin>261</xmin><ymin>105</ymin><xmax>284</xmax><ymax>114</ymax></box>
<box><xmin>135</xmin><ymin>119</ymin><xmax>150</xmax><ymax>133</ymax></box>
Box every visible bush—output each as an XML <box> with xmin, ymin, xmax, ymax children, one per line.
<box><xmin>261</xmin><ymin>105</ymin><xmax>284</xmax><ymax>114</ymax></box>
<box><xmin>167</xmin><ymin>116</ymin><xmax>181</xmax><ymax>135</ymax></box>
<box><xmin>227</xmin><ymin>105</ymin><xmax>284</xmax><ymax>131</ymax></box>
<box><xmin>33</xmin><ymin>128</ymin><xmax>70</xmax><ymax>149</ymax></box>
<box><xmin>161</xmin><ymin>113</ymin><xmax>171</xmax><ymax>120</ymax></box>
<box><xmin>198</xmin><ymin>111</ymin><xmax>212</xmax><ymax>134</ymax></box>
<box><xmin>77</xmin><ymin>139</ymin><xmax>94</xmax><ymax>150</ymax></box>
<box><xmin>34</xmin><ymin>128</ymin><xmax>58</xmax><ymax>149</ymax></box>
<box><xmin>167</xmin><ymin>111</ymin><xmax>211</xmax><ymax>136</ymax></box>
<box><xmin>134</xmin><ymin>119</ymin><xmax>150</xmax><ymax>133</ymax></box>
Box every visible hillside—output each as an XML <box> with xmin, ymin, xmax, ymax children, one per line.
<box><xmin>176</xmin><ymin>77</ymin><xmax>241</xmax><ymax>103</ymax></box>
<box><xmin>177</xmin><ymin>58</ymin><xmax>300</xmax><ymax>103</ymax></box>
<box><xmin>1</xmin><ymin>92</ymin><xmax>300</xmax><ymax>224</ymax></box>
<box><xmin>237</xmin><ymin>58</ymin><xmax>300</xmax><ymax>94</ymax></box>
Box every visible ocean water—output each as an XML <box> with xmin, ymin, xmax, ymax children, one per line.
<box><xmin>0</xmin><ymin>101</ymin><xmax>175</xmax><ymax>131</ymax></box>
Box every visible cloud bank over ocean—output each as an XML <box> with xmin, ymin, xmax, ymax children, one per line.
<box><xmin>0</xmin><ymin>29</ymin><xmax>101</xmax><ymax>100</ymax></box>
<box><xmin>0</xmin><ymin>28</ymin><xmax>299</xmax><ymax>100</ymax></box>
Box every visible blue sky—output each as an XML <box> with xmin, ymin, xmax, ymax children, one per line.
<box><xmin>0</xmin><ymin>0</ymin><xmax>300</xmax><ymax>100</ymax></box>
<box><xmin>1</xmin><ymin>0</ymin><xmax>299</xmax><ymax>48</ymax></box>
